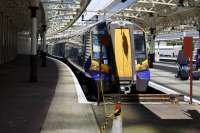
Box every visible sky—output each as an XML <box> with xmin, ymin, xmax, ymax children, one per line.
<box><xmin>76</xmin><ymin>0</ymin><xmax>113</xmax><ymax>23</ymax></box>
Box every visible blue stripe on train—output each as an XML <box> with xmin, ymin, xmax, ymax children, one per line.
<box><xmin>137</xmin><ymin>70</ymin><xmax>150</xmax><ymax>80</ymax></box>
<box><xmin>89</xmin><ymin>71</ymin><xmax>109</xmax><ymax>80</ymax></box>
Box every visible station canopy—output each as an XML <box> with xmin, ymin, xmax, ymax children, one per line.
<box><xmin>0</xmin><ymin>0</ymin><xmax>44</xmax><ymax>32</ymax></box>
<box><xmin>41</xmin><ymin>0</ymin><xmax>90</xmax><ymax>37</ymax></box>
<box><xmin>45</xmin><ymin>0</ymin><xmax>200</xmax><ymax>42</ymax></box>
<box><xmin>116</xmin><ymin>0</ymin><xmax>200</xmax><ymax>33</ymax></box>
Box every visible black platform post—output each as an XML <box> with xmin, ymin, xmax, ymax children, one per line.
<box><xmin>29</xmin><ymin>6</ymin><xmax>38</xmax><ymax>82</ymax></box>
<box><xmin>41</xmin><ymin>24</ymin><xmax>47</xmax><ymax>67</ymax></box>
<box><xmin>148</xmin><ymin>12</ymin><xmax>156</xmax><ymax>68</ymax></box>
<box><xmin>149</xmin><ymin>28</ymin><xmax>156</xmax><ymax>68</ymax></box>
<box><xmin>198</xmin><ymin>28</ymin><xmax>200</xmax><ymax>48</ymax></box>
<box><xmin>178</xmin><ymin>0</ymin><xmax>184</xmax><ymax>7</ymax></box>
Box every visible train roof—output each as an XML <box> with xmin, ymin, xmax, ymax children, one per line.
<box><xmin>88</xmin><ymin>20</ymin><xmax>144</xmax><ymax>31</ymax></box>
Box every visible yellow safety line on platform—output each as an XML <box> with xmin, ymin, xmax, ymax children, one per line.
<box><xmin>97</xmin><ymin>35</ymin><xmax>122</xmax><ymax>132</ymax></box>
<box><xmin>98</xmin><ymin>79</ymin><xmax>112</xmax><ymax>133</ymax></box>
<box><xmin>98</xmin><ymin>79</ymin><xmax>122</xmax><ymax>133</ymax></box>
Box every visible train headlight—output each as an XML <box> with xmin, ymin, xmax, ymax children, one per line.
<box><xmin>90</xmin><ymin>60</ymin><xmax>110</xmax><ymax>73</ymax></box>
<box><xmin>136</xmin><ymin>59</ymin><xmax>149</xmax><ymax>71</ymax></box>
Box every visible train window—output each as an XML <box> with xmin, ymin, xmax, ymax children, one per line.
<box><xmin>92</xmin><ymin>34</ymin><xmax>108</xmax><ymax>60</ymax></box>
<box><xmin>133</xmin><ymin>32</ymin><xmax>145</xmax><ymax>53</ymax></box>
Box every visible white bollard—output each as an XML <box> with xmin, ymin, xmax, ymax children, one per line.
<box><xmin>111</xmin><ymin>114</ymin><xmax>123</xmax><ymax>133</ymax></box>
<box><xmin>111</xmin><ymin>102</ymin><xmax>122</xmax><ymax>133</ymax></box>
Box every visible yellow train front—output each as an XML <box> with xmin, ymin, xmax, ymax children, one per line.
<box><xmin>81</xmin><ymin>20</ymin><xmax>150</xmax><ymax>95</ymax></box>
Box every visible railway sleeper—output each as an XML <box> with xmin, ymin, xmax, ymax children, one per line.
<box><xmin>103</xmin><ymin>94</ymin><xmax>184</xmax><ymax>103</ymax></box>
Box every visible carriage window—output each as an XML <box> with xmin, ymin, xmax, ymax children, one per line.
<box><xmin>92</xmin><ymin>34</ymin><xmax>108</xmax><ymax>60</ymax></box>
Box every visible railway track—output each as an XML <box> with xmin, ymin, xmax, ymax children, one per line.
<box><xmin>103</xmin><ymin>94</ymin><xmax>184</xmax><ymax>104</ymax></box>
<box><xmin>64</xmin><ymin>58</ymin><xmax>186</xmax><ymax>104</ymax></box>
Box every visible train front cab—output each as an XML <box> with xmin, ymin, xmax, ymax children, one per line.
<box><xmin>109</xmin><ymin>21</ymin><xmax>136</xmax><ymax>93</ymax></box>
<box><xmin>83</xmin><ymin>21</ymin><xmax>150</xmax><ymax>96</ymax></box>
<box><xmin>110</xmin><ymin>21</ymin><xmax>150</xmax><ymax>93</ymax></box>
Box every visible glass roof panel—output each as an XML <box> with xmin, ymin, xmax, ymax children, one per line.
<box><xmin>41</xmin><ymin>0</ymin><xmax>83</xmax><ymax>36</ymax></box>
<box><xmin>45</xmin><ymin>0</ymin><xmax>200</xmax><ymax>42</ymax></box>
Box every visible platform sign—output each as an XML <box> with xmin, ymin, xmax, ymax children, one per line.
<box><xmin>183</xmin><ymin>37</ymin><xmax>193</xmax><ymax>59</ymax></box>
<box><xmin>183</xmin><ymin>36</ymin><xmax>193</xmax><ymax>104</ymax></box>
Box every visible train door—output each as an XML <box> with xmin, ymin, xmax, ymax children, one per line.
<box><xmin>114</xmin><ymin>28</ymin><xmax>133</xmax><ymax>79</ymax></box>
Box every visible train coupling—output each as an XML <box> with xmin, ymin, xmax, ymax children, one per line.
<box><xmin>120</xmin><ymin>85</ymin><xmax>131</xmax><ymax>94</ymax></box>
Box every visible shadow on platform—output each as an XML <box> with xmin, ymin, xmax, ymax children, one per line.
<box><xmin>0</xmin><ymin>55</ymin><xmax>59</xmax><ymax>133</ymax></box>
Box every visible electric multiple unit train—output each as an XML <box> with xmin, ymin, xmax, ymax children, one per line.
<box><xmin>70</xmin><ymin>20</ymin><xmax>150</xmax><ymax>94</ymax></box>
<box><xmin>53</xmin><ymin>20</ymin><xmax>150</xmax><ymax>96</ymax></box>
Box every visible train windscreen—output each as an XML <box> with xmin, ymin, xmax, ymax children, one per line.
<box><xmin>133</xmin><ymin>31</ymin><xmax>146</xmax><ymax>58</ymax></box>
<box><xmin>92</xmin><ymin>34</ymin><xmax>108</xmax><ymax>61</ymax></box>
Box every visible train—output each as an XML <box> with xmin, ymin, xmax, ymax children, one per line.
<box><xmin>51</xmin><ymin>20</ymin><xmax>150</xmax><ymax>97</ymax></box>
<box><xmin>155</xmin><ymin>45</ymin><xmax>200</xmax><ymax>67</ymax></box>
<box><xmin>155</xmin><ymin>45</ymin><xmax>182</xmax><ymax>57</ymax></box>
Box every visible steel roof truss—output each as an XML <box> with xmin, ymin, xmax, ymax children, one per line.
<box><xmin>137</xmin><ymin>0</ymin><xmax>176</xmax><ymax>6</ymax></box>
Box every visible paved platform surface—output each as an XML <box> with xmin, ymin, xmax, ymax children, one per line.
<box><xmin>93</xmin><ymin>103</ymin><xmax>200</xmax><ymax>133</ymax></box>
<box><xmin>0</xmin><ymin>55</ymin><xmax>99</xmax><ymax>133</ymax></box>
<box><xmin>0</xmin><ymin>55</ymin><xmax>58</xmax><ymax>133</ymax></box>
<box><xmin>150</xmin><ymin>68</ymin><xmax>200</xmax><ymax>100</ymax></box>
<box><xmin>40</xmin><ymin>58</ymin><xmax>99</xmax><ymax>133</ymax></box>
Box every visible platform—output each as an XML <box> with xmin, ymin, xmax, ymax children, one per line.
<box><xmin>92</xmin><ymin>103</ymin><xmax>200</xmax><ymax>133</ymax></box>
<box><xmin>0</xmin><ymin>55</ymin><xmax>99</xmax><ymax>133</ymax></box>
<box><xmin>150</xmin><ymin>68</ymin><xmax>200</xmax><ymax>101</ymax></box>
<box><xmin>41</xmin><ymin>57</ymin><xmax>99</xmax><ymax>133</ymax></box>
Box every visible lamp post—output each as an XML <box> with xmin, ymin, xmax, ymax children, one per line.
<box><xmin>41</xmin><ymin>24</ymin><xmax>47</xmax><ymax>67</ymax></box>
<box><xmin>29</xmin><ymin>4</ymin><xmax>38</xmax><ymax>82</ymax></box>
<box><xmin>149</xmin><ymin>13</ymin><xmax>156</xmax><ymax>68</ymax></box>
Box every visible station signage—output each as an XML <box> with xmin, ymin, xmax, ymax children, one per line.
<box><xmin>183</xmin><ymin>37</ymin><xmax>193</xmax><ymax>59</ymax></box>
<box><xmin>183</xmin><ymin>36</ymin><xmax>193</xmax><ymax>104</ymax></box>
